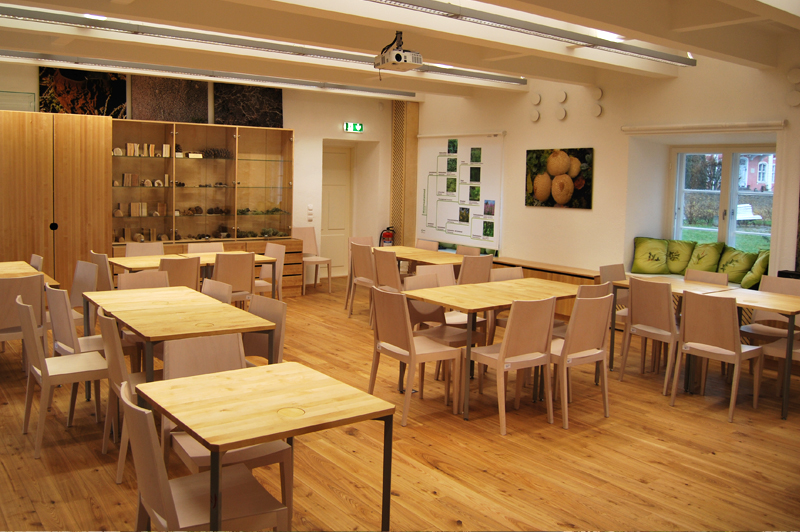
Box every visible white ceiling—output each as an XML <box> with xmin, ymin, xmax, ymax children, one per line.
<box><xmin>0</xmin><ymin>0</ymin><xmax>798</xmax><ymax>98</ymax></box>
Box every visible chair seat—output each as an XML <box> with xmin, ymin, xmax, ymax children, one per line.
<box><xmin>470</xmin><ymin>342</ymin><xmax>549</xmax><ymax>370</ymax></box>
<box><xmin>303</xmin><ymin>256</ymin><xmax>331</xmax><ymax>265</ymax></box>
<box><xmin>741</xmin><ymin>322</ymin><xmax>800</xmax><ymax>340</ymax></box>
<box><xmin>44</xmin><ymin>351</ymin><xmax>107</xmax><ymax>383</ymax></box>
<box><xmin>682</xmin><ymin>342</ymin><xmax>761</xmax><ymax>360</ymax></box>
<box><xmin>762</xmin><ymin>338</ymin><xmax>800</xmax><ymax>359</ymax></box>
<box><xmin>254</xmin><ymin>279</ymin><xmax>272</xmax><ymax>291</ymax></box>
<box><xmin>414</xmin><ymin>324</ymin><xmax>470</xmax><ymax>347</ymax></box>
<box><xmin>170</xmin><ymin>463</ymin><xmax>285</xmax><ymax>530</ymax></box>
<box><xmin>171</xmin><ymin>433</ymin><xmax>291</xmax><ymax>470</ymax></box>
<box><xmin>444</xmin><ymin>311</ymin><xmax>487</xmax><ymax>327</ymax></box>
<box><xmin>630</xmin><ymin>323</ymin><xmax>673</xmax><ymax>341</ymax></box>
<box><xmin>231</xmin><ymin>290</ymin><xmax>251</xmax><ymax>302</ymax></box>
<box><xmin>550</xmin><ymin>338</ymin><xmax>605</xmax><ymax>364</ymax></box>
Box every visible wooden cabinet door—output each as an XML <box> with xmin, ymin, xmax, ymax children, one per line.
<box><xmin>0</xmin><ymin>111</ymin><xmax>54</xmax><ymax>275</ymax></box>
<box><xmin>53</xmin><ymin>114</ymin><xmax>111</xmax><ymax>293</ymax></box>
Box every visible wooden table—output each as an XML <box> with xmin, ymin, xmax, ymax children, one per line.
<box><xmin>83</xmin><ymin>286</ymin><xmax>276</xmax><ymax>385</ymax></box>
<box><xmin>0</xmin><ymin>261</ymin><xmax>59</xmax><ymax>287</ymax></box>
<box><xmin>388</xmin><ymin>246</ymin><xmax>464</xmax><ymax>266</ymax></box>
<box><xmin>136</xmin><ymin>362</ymin><xmax>396</xmax><ymax>531</ymax></box>
<box><xmin>404</xmin><ymin>277</ymin><xmax>579</xmax><ymax>419</ymax></box>
<box><xmin>707</xmin><ymin>288</ymin><xmax>800</xmax><ymax>419</ymax></box>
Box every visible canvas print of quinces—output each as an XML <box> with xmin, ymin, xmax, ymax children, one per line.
<box><xmin>525</xmin><ymin>148</ymin><xmax>593</xmax><ymax>209</ymax></box>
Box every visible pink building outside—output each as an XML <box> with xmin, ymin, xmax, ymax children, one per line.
<box><xmin>739</xmin><ymin>154</ymin><xmax>776</xmax><ymax>192</ymax></box>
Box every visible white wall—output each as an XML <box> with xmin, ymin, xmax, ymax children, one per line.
<box><xmin>624</xmin><ymin>138</ymin><xmax>671</xmax><ymax>261</ymax></box>
<box><xmin>0</xmin><ymin>63</ymin><xmax>38</xmax><ymax>100</ymax></box>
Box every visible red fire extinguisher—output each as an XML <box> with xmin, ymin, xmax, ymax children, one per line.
<box><xmin>379</xmin><ymin>226</ymin><xmax>395</xmax><ymax>247</ymax></box>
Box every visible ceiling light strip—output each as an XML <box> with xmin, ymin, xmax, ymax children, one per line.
<box><xmin>366</xmin><ymin>0</ymin><xmax>696</xmax><ymax>67</ymax></box>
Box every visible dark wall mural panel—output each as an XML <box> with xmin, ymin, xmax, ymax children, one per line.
<box><xmin>131</xmin><ymin>76</ymin><xmax>208</xmax><ymax>123</ymax></box>
<box><xmin>214</xmin><ymin>83</ymin><xmax>282</xmax><ymax>128</ymax></box>
<box><xmin>39</xmin><ymin>68</ymin><xmax>126</xmax><ymax>117</ymax></box>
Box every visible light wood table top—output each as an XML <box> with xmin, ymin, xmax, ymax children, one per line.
<box><xmin>387</xmin><ymin>246</ymin><xmax>464</xmax><ymax>266</ymax></box>
<box><xmin>0</xmin><ymin>261</ymin><xmax>59</xmax><ymax>288</ymax></box>
<box><xmin>180</xmin><ymin>251</ymin><xmax>276</xmax><ymax>267</ymax></box>
<box><xmin>137</xmin><ymin>361</ymin><xmax>395</xmax><ymax>452</ymax></box>
<box><xmin>706</xmin><ymin>287</ymin><xmax>800</xmax><ymax>315</ymax></box>
<box><xmin>83</xmin><ymin>286</ymin><xmax>212</xmax><ymax>313</ymax></box>
<box><xmin>108</xmin><ymin>254</ymin><xmax>184</xmax><ymax>272</ymax></box>
<box><xmin>614</xmin><ymin>275</ymin><xmax>736</xmax><ymax>295</ymax></box>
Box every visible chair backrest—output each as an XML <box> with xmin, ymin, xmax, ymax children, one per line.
<box><xmin>415</xmin><ymin>239</ymin><xmax>438</xmax><ymax>251</ymax></box>
<box><xmin>456</xmin><ymin>245</ymin><xmax>480</xmax><ymax>256</ymax></box>
<box><xmin>15</xmin><ymin>295</ymin><xmax>48</xmax><ymax>377</ymax></box>
<box><xmin>685</xmin><ymin>268</ymin><xmax>728</xmax><ymax>286</ymax></box>
<box><xmin>351</xmin><ymin>243</ymin><xmax>375</xmax><ymax>282</ymax></box>
<box><xmin>213</xmin><ymin>252</ymin><xmax>255</xmax><ymax>294</ymax></box>
<box><xmin>628</xmin><ymin>277</ymin><xmax>676</xmax><ymax>333</ymax></box>
<box><xmin>403</xmin><ymin>273</ymin><xmax>446</xmax><ymax>328</ymax></box>
<box><xmin>500</xmin><ymin>298</ymin><xmax>556</xmax><ymax>364</ymax></box>
<box><xmin>489</xmin><ymin>267</ymin><xmax>523</xmax><ymax>282</ymax></box>
<box><xmin>599</xmin><ymin>263</ymin><xmax>628</xmax><ymax>305</ymax></box>
<box><xmin>243</xmin><ymin>295</ymin><xmax>287</xmax><ymax>363</ymax></box>
<box><xmin>69</xmin><ymin>260</ymin><xmax>98</xmax><ymax>308</ymax></box>
<box><xmin>372</xmin><ymin>286</ymin><xmax>414</xmax><ymax>354</ymax></box>
<box><xmin>90</xmin><ymin>250</ymin><xmax>114</xmax><ymax>291</ymax></box>
<box><xmin>118</xmin><ymin>382</ymin><xmax>178</xmax><ymax>530</ymax></box>
<box><xmin>416</xmin><ymin>264</ymin><xmax>456</xmax><ymax>287</ymax></box>
<box><xmin>117</xmin><ymin>270</ymin><xmax>170</xmax><ymax>290</ymax></box>
<box><xmin>0</xmin><ymin>274</ymin><xmax>45</xmax><ymax>331</ymax></box>
<box><xmin>46</xmin><ymin>284</ymin><xmax>81</xmax><ymax>354</ymax></box>
<box><xmin>561</xmin><ymin>293</ymin><xmax>614</xmax><ymax>356</ymax></box>
<box><xmin>458</xmin><ymin>254</ymin><xmax>493</xmax><ymax>285</ymax></box>
<box><xmin>292</xmin><ymin>226</ymin><xmax>319</xmax><ymax>255</ymax></box>
<box><xmin>348</xmin><ymin>236</ymin><xmax>374</xmax><ymax>272</ymax></box>
<box><xmin>373</xmin><ymin>249</ymin><xmax>402</xmax><ymax>292</ymax></box>
<box><xmin>260</xmin><ymin>243</ymin><xmax>286</xmax><ymax>299</ymax></box>
<box><xmin>680</xmin><ymin>291</ymin><xmax>740</xmax><ymax>354</ymax></box>
<box><xmin>98</xmin><ymin>311</ymin><xmax>130</xmax><ymax>395</ymax></box>
<box><xmin>164</xmin><ymin>333</ymin><xmax>246</xmax><ymax>379</ymax></box>
<box><xmin>201</xmin><ymin>279</ymin><xmax>233</xmax><ymax>304</ymax></box>
<box><xmin>29</xmin><ymin>254</ymin><xmax>43</xmax><ymax>272</ymax></box>
<box><xmin>159</xmin><ymin>256</ymin><xmax>201</xmax><ymax>291</ymax></box>
<box><xmin>752</xmin><ymin>275</ymin><xmax>800</xmax><ymax>324</ymax></box>
<box><xmin>125</xmin><ymin>242</ymin><xmax>165</xmax><ymax>257</ymax></box>
<box><xmin>577</xmin><ymin>281</ymin><xmax>612</xmax><ymax>298</ymax></box>
<box><xmin>187</xmin><ymin>242</ymin><xmax>224</xmax><ymax>253</ymax></box>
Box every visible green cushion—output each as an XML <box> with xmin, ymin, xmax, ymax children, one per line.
<box><xmin>741</xmin><ymin>249</ymin><xmax>770</xmax><ymax>289</ymax></box>
<box><xmin>686</xmin><ymin>241</ymin><xmax>725</xmax><ymax>272</ymax></box>
<box><xmin>667</xmin><ymin>239</ymin><xmax>696</xmax><ymax>275</ymax></box>
<box><xmin>631</xmin><ymin>237</ymin><xmax>670</xmax><ymax>274</ymax></box>
<box><xmin>717</xmin><ymin>246</ymin><xmax>758</xmax><ymax>284</ymax></box>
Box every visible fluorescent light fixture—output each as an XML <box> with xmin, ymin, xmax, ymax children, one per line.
<box><xmin>596</xmin><ymin>30</ymin><xmax>623</xmax><ymax>43</ymax></box>
<box><xmin>83</xmin><ymin>13</ymin><xmax>107</xmax><ymax>20</ymax></box>
<box><xmin>366</xmin><ymin>0</ymin><xmax>696</xmax><ymax>67</ymax></box>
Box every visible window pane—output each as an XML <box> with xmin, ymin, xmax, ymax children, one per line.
<box><xmin>731</xmin><ymin>152</ymin><xmax>773</xmax><ymax>253</ymax></box>
<box><xmin>678</xmin><ymin>153</ymin><xmax>721</xmax><ymax>244</ymax></box>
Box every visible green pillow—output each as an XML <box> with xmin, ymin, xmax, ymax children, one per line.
<box><xmin>686</xmin><ymin>241</ymin><xmax>725</xmax><ymax>272</ymax></box>
<box><xmin>667</xmin><ymin>239</ymin><xmax>696</xmax><ymax>275</ymax></box>
<box><xmin>717</xmin><ymin>246</ymin><xmax>758</xmax><ymax>284</ymax></box>
<box><xmin>631</xmin><ymin>237</ymin><xmax>669</xmax><ymax>274</ymax></box>
<box><xmin>741</xmin><ymin>249</ymin><xmax>770</xmax><ymax>289</ymax></box>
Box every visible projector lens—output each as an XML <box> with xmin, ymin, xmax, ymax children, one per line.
<box><xmin>395</xmin><ymin>53</ymin><xmax>403</xmax><ymax>62</ymax></box>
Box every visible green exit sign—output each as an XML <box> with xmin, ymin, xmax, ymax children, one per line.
<box><xmin>343</xmin><ymin>122</ymin><xmax>364</xmax><ymax>133</ymax></box>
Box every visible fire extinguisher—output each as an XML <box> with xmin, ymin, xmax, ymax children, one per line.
<box><xmin>379</xmin><ymin>226</ymin><xmax>395</xmax><ymax>247</ymax></box>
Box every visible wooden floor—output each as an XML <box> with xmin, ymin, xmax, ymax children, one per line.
<box><xmin>1</xmin><ymin>277</ymin><xmax>799</xmax><ymax>531</ymax></box>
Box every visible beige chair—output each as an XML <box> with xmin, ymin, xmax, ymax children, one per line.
<box><xmin>117</xmin><ymin>270</ymin><xmax>170</xmax><ymax>290</ymax></box>
<box><xmin>373</xmin><ymin>248</ymin><xmax>403</xmax><ymax>292</ymax></box>
<box><xmin>45</xmin><ymin>260</ymin><xmax>98</xmax><ymax>334</ymax></box>
<box><xmin>293</xmin><ymin>226</ymin><xmax>331</xmax><ymax>294</ymax></box>
<box><xmin>369</xmin><ymin>286</ymin><xmax>461</xmax><ymax>426</ymax></box>
<box><xmin>416</xmin><ymin>239</ymin><xmax>438</xmax><ymax>251</ymax></box>
<box><xmin>740</xmin><ymin>276</ymin><xmax>800</xmax><ymax>343</ymax></box>
<box><xmin>159</xmin><ymin>256</ymin><xmax>200</xmax><ymax>291</ymax></box>
<box><xmin>212</xmin><ymin>252</ymin><xmax>255</xmax><ymax>306</ymax></box>
<box><xmin>551</xmin><ymin>282</ymin><xmax>612</xmax><ymax>339</ymax></box>
<box><xmin>468</xmin><ymin>297</ymin><xmax>557</xmax><ymax>434</ymax></box>
<box><xmin>243</xmin><ymin>294</ymin><xmax>287</xmax><ymax>366</ymax></box>
<box><xmin>347</xmin><ymin>242</ymin><xmax>376</xmax><ymax>318</ymax></box>
<box><xmin>187</xmin><ymin>242</ymin><xmax>224</xmax><ymax>253</ymax></box>
<box><xmin>670</xmin><ymin>291</ymin><xmax>763</xmax><ymax>422</ymax></box>
<box><xmin>457</xmin><ymin>254</ymin><xmax>493</xmax><ymax>285</ymax></box>
<box><xmin>254</xmin><ymin>243</ymin><xmax>285</xmax><ymax>300</ymax></box>
<box><xmin>89</xmin><ymin>250</ymin><xmax>114</xmax><ymax>291</ymax></box>
<box><xmin>201</xmin><ymin>279</ymin><xmax>233</xmax><ymax>304</ymax></box>
<box><xmin>550</xmin><ymin>293</ymin><xmax>614</xmax><ymax>429</ymax></box>
<box><xmin>416</xmin><ymin>264</ymin><xmax>457</xmax><ymax>287</ymax></box>
<box><xmin>344</xmin><ymin>236</ymin><xmax>375</xmax><ymax>310</ymax></box>
<box><xmin>125</xmin><ymin>242</ymin><xmax>164</xmax><ymax>257</ymax></box>
<box><xmin>487</xmin><ymin>267</ymin><xmax>524</xmax><ymax>341</ymax></box>
<box><xmin>456</xmin><ymin>245</ymin><xmax>480</xmax><ymax>256</ymax></box>
<box><xmin>685</xmin><ymin>268</ymin><xmax>729</xmax><ymax>285</ymax></box>
<box><xmin>761</xmin><ymin>337</ymin><xmax>798</xmax><ymax>397</ymax></box>
<box><xmin>0</xmin><ymin>274</ymin><xmax>47</xmax><ymax>361</ymax></box>
<box><xmin>160</xmin><ymin>334</ymin><xmax>293</xmax><ymax>521</ymax></box>
<box><xmin>17</xmin><ymin>295</ymin><xmax>107</xmax><ymax>459</ymax></box>
<box><xmin>46</xmin><ymin>284</ymin><xmax>104</xmax><ymax>357</ymax></box>
<box><xmin>599</xmin><ymin>264</ymin><xmax>629</xmax><ymax>329</ymax></box>
<box><xmin>29</xmin><ymin>254</ymin><xmax>43</xmax><ymax>271</ymax></box>
<box><xmin>404</xmin><ymin>274</ymin><xmax>484</xmax><ymax>347</ymax></box>
<box><xmin>98</xmin><ymin>311</ymin><xmax>162</xmax><ymax>484</ymax></box>
<box><xmin>119</xmin><ymin>383</ymin><xmax>288</xmax><ymax>532</ymax></box>
<box><xmin>617</xmin><ymin>277</ymin><xmax>679</xmax><ymax>394</ymax></box>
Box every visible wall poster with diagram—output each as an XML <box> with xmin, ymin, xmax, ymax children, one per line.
<box><xmin>417</xmin><ymin>133</ymin><xmax>503</xmax><ymax>250</ymax></box>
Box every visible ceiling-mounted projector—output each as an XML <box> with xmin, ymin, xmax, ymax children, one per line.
<box><xmin>374</xmin><ymin>31</ymin><xmax>422</xmax><ymax>71</ymax></box>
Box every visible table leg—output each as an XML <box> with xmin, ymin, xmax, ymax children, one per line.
<box><xmin>463</xmin><ymin>313</ymin><xmax>475</xmax><ymax>420</ymax></box>
<box><xmin>609</xmin><ymin>285</ymin><xmax>618</xmax><ymax>371</ymax></box>
<box><xmin>380</xmin><ymin>414</ymin><xmax>393</xmax><ymax>532</ymax></box>
<box><xmin>83</xmin><ymin>299</ymin><xmax>92</xmax><ymax>401</ymax></box>
<box><xmin>267</xmin><ymin>329</ymin><xmax>274</xmax><ymax>364</ymax></box>
<box><xmin>210</xmin><ymin>450</ymin><xmax>223</xmax><ymax>531</ymax></box>
<box><xmin>782</xmin><ymin>315</ymin><xmax>795</xmax><ymax>419</ymax></box>
<box><xmin>138</xmin><ymin>341</ymin><xmax>155</xmax><ymax>408</ymax></box>
<box><xmin>271</xmin><ymin>262</ymin><xmax>277</xmax><ymax>299</ymax></box>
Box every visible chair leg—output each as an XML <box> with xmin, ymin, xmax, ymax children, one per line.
<box><xmin>497</xmin><ymin>368</ymin><xmax>508</xmax><ymax>435</ymax></box>
<box><xmin>662</xmin><ymin>340</ymin><xmax>677</xmax><ymax>396</ymax></box>
<box><xmin>115</xmin><ymin>418</ymin><xmax>129</xmax><ymax>484</ymax></box>
<box><xmin>280</xmin><ymin>447</ymin><xmax>294</xmax><ymax>524</ymax></box>
<box><xmin>601</xmin><ymin>356</ymin><xmax>610</xmax><ymax>418</ymax></box>
<box><xmin>728</xmin><ymin>361</ymin><xmax>742</xmax><ymax>422</ymax></box>
<box><xmin>368</xmin><ymin>347</ymin><xmax>381</xmax><ymax>395</ymax></box>
<box><xmin>434</xmin><ymin>360</ymin><xmax>442</xmax><ymax>381</ymax></box>
<box><xmin>67</xmin><ymin>382</ymin><xmax>79</xmax><ymax>428</ymax></box>
<box><xmin>102</xmin><ymin>392</ymin><xmax>117</xmax><ymax>454</ymax></box>
<box><xmin>23</xmin><ymin>372</ymin><xmax>36</xmax><ymax>434</ymax></box>
<box><xmin>400</xmin><ymin>362</ymin><xmax>416</xmax><ymax>426</ymax></box>
<box><xmin>670</xmin><ymin>352</ymin><xmax>683</xmax><ymax>406</ymax></box>
<box><xmin>477</xmin><ymin>362</ymin><xmax>484</xmax><ymax>393</ymax></box>
<box><xmin>34</xmin><ymin>385</ymin><xmax>49</xmax><ymax>459</ymax></box>
<box><xmin>135</xmin><ymin>494</ymin><xmax>149</xmax><ymax>532</ymax></box>
<box><xmin>347</xmin><ymin>283</ymin><xmax>357</xmax><ymax>318</ymax></box>
<box><xmin>618</xmin><ymin>325</ymin><xmax>633</xmax><ymax>382</ymax></box>
<box><xmin>418</xmin><ymin>362</ymin><xmax>425</xmax><ymax>400</ymax></box>
<box><xmin>700</xmin><ymin>358</ymin><xmax>709</xmax><ymax>396</ymax></box>
<box><xmin>327</xmin><ymin>263</ymin><xmax>332</xmax><ymax>293</ymax></box>
<box><xmin>543</xmin><ymin>363</ymin><xmax>554</xmax><ymax>424</ymax></box>
<box><xmin>514</xmin><ymin>369</ymin><xmax>523</xmax><ymax>410</ymax></box>
<box><xmin>753</xmin><ymin>355</ymin><xmax>763</xmax><ymax>409</ymax></box>
<box><xmin>560</xmin><ymin>362</ymin><xmax>569</xmax><ymax>429</ymax></box>
<box><xmin>442</xmin><ymin>360</ymin><xmax>450</xmax><ymax>407</ymax></box>
<box><xmin>640</xmin><ymin>337</ymin><xmax>647</xmax><ymax>374</ymax></box>
<box><xmin>93</xmin><ymin>380</ymin><xmax>102</xmax><ymax>423</ymax></box>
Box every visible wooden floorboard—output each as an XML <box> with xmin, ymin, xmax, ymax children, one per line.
<box><xmin>1</xmin><ymin>276</ymin><xmax>799</xmax><ymax>530</ymax></box>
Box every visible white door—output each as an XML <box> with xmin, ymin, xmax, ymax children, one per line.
<box><xmin>321</xmin><ymin>147</ymin><xmax>351</xmax><ymax>278</ymax></box>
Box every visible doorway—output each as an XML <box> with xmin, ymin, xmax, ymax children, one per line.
<box><xmin>321</xmin><ymin>146</ymin><xmax>352</xmax><ymax>277</ymax></box>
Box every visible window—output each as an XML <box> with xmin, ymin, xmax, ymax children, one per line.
<box><xmin>673</xmin><ymin>147</ymin><xmax>774</xmax><ymax>253</ymax></box>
